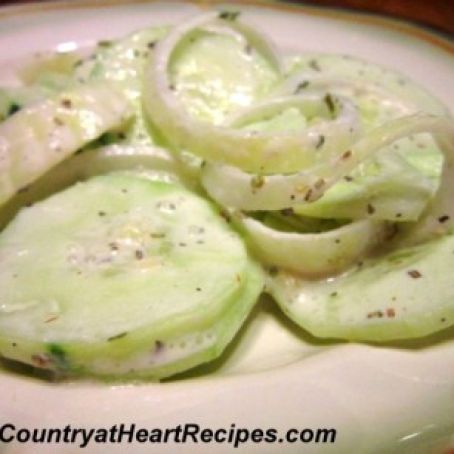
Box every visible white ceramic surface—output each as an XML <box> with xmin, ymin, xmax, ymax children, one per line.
<box><xmin>1</xmin><ymin>1</ymin><xmax>454</xmax><ymax>453</ymax></box>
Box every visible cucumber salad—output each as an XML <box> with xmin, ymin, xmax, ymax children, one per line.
<box><xmin>1</xmin><ymin>11</ymin><xmax>454</xmax><ymax>380</ymax></box>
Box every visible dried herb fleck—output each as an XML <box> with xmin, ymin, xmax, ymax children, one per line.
<box><xmin>294</xmin><ymin>80</ymin><xmax>309</xmax><ymax>94</ymax></box>
<box><xmin>7</xmin><ymin>103</ymin><xmax>21</xmax><ymax>117</ymax></box>
<box><xmin>219</xmin><ymin>10</ymin><xmax>241</xmax><ymax>21</ymax></box>
<box><xmin>47</xmin><ymin>343</ymin><xmax>69</xmax><ymax>369</ymax></box>
<box><xmin>324</xmin><ymin>93</ymin><xmax>336</xmax><ymax>115</ymax></box>
<box><xmin>97</xmin><ymin>40</ymin><xmax>113</xmax><ymax>48</ymax></box>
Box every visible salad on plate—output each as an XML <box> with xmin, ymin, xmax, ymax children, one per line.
<box><xmin>0</xmin><ymin>10</ymin><xmax>453</xmax><ymax>381</ymax></box>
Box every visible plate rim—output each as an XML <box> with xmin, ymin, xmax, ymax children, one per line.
<box><xmin>1</xmin><ymin>0</ymin><xmax>453</xmax><ymax>55</ymax></box>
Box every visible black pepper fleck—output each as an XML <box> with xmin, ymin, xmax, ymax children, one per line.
<box><xmin>407</xmin><ymin>269</ymin><xmax>422</xmax><ymax>279</ymax></box>
<box><xmin>294</xmin><ymin>80</ymin><xmax>309</xmax><ymax>94</ymax></box>
<box><xmin>367</xmin><ymin>203</ymin><xmax>376</xmax><ymax>215</ymax></box>
<box><xmin>280</xmin><ymin>208</ymin><xmax>294</xmax><ymax>216</ymax></box>
<box><xmin>308</xmin><ymin>59</ymin><xmax>321</xmax><ymax>71</ymax></box>
<box><xmin>61</xmin><ymin>99</ymin><xmax>72</xmax><ymax>109</ymax></box>
<box><xmin>367</xmin><ymin>310</ymin><xmax>384</xmax><ymax>319</ymax></box>
<box><xmin>109</xmin><ymin>242</ymin><xmax>119</xmax><ymax>251</ymax></box>
<box><xmin>250</xmin><ymin>175</ymin><xmax>265</xmax><ymax>189</ymax></box>
<box><xmin>17</xmin><ymin>185</ymin><xmax>31</xmax><ymax>195</ymax></box>
<box><xmin>155</xmin><ymin>340</ymin><xmax>164</xmax><ymax>353</ymax></box>
<box><xmin>107</xmin><ymin>332</ymin><xmax>128</xmax><ymax>342</ymax></box>
<box><xmin>150</xmin><ymin>232</ymin><xmax>166</xmax><ymax>239</ymax></box>
<box><xmin>315</xmin><ymin>135</ymin><xmax>325</xmax><ymax>149</ymax></box>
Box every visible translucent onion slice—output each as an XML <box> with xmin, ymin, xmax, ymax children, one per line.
<box><xmin>294</xmin><ymin>151</ymin><xmax>436</xmax><ymax>222</ymax></box>
<box><xmin>202</xmin><ymin>113</ymin><xmax>450</xmax><ymax>211</ymax></box>
<box><xmin>399</xmin><ymin>122</ymin><xmax>454</xmax><ymax>245</ymax></box>
<box><xmin>236</xmin><ymin>213</ymin><xmax>385</xmax><ymax>277</ymax></box>
<box><xmin>0</xmin><ymin>83</ymin><xmax>133</xmax><ymax>207</ymax></box>
<box><xmin>145</xmin><ymin>12</ymin><xmax>364</xmax><ymax>173</ymax></box>
<box><xmin>228</xmin><ymin>93</ymin><xmax>360</xmax><ymax>163</ymax></box>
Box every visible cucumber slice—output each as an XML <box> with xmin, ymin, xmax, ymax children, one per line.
<box><xmin>284</xmin><ymin>53</ymin><xmax>449</xmax><ymax>117</ymax></box>
<box><xmin>166</xmin><ymin>18</ymin><xmax>279</xmax><ymax>125</ymax></box>
<box><xmin>267</xmin><ymin>232</ymin><xmax>454</xmax><ymax>341</ymax></box>
<box><xmin>0</xmin><ymin>144</ymin><xmax>198</xmax><ymax>230</ymax></box>
<box><xmin>76</xmin><ymin>26</ymin><xmax>169</xmax><ymax>146</ymax></box>
<box><xmin>0</xmin><ymin>174</ymin><xmax>262</xmax><ymax>379</ymax></box>
<box><xmin>18</xmin><ymin>51</ymin><xmax>80</xmax><ymax>91</ymax></box>
<box><xmin>0</xmin><ymin>83</ymin><xmax>132</xmax><ymax>207</ymax></box>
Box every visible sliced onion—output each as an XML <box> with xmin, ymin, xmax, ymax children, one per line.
<box><xmin>235</xmin><ymin>213</ymin><xmax>385</xmax><ymax>277</ymax></box>
<box><xmin>399</xmin><ymin>122</ymin><xmax>454</xmax><ymax>244</ymax></box>
<box><xmin>294</xmin><ymin>151</ymin><xmax>437</xmax><ymax>222</ymax></box>
<box><xmin>228</xmin><ymin>93</ymin><xmax>360</xmax><ymax>163</ymax></box>
<box><xmin>202</xmin><ymin>114</ymin><xmax>452</xmax><ymax>211</ymax></box>
<box><xmin>144</xmin><ymin>12</ymin><xmax>366</xmax><ymax>173</ymax></box>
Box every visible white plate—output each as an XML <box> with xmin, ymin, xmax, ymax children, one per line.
<box><xmin>1</xmin><ymin>1</ymin><xmax>454</xmax><ymax>453</ymax></box>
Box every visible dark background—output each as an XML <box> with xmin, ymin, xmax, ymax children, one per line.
<box><xmin>2</xmin><ymin>0</ymin><xmax>454</xmax><ymax>35</ymax></box>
